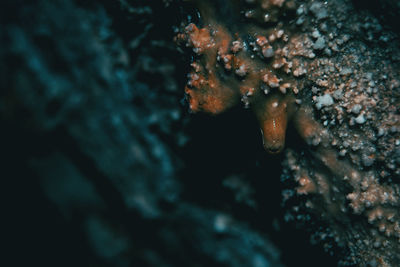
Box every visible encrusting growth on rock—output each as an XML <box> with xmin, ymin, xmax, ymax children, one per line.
<box><xmin>180</xmin><ymin>23</ymin><xmax>240</xmax><ymax>114</ymax></box>
<box><xmin>175</xmin><ymin>0</ymin><xmax>303</xmax><ymax>154</ymax></box>
<box><xmin>176</xmin><ymin>0</ymin><xmax>400</xmax><ymax>265</ymax></box>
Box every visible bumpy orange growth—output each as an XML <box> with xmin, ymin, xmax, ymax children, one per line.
<box><xmin>184</xmin><ymin>84</ymin><xmax>238</xmax><ymax>114</ymax></box>
<box><xmin>178</xmin><ymin>23</ymin><xmax>240</xmax><ymax>114</ymax></box>
<box><xmin>176</xmin><ymin>16</ymin><xmax>299</xmax><ymax>154</ymax></box>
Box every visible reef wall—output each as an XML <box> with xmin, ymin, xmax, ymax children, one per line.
<box><xmin>176</xmin><ymin>0</ymin><xmax>400</xmax><ymax>265</ymax></box>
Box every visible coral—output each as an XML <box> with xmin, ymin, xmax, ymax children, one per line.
<box><xmin>177</xmin><ymin>0</ymin><xmax>400</xmax><ymax>265</ymax></box>
<box><xmin>175</xmin><ymin>0</ymin><xmax>303</xmax><ymax>153</ymax></box>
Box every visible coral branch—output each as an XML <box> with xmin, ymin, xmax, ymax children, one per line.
<box><xmin>253</xmin><ymin>93</ymin><xmax>294</xmax><ymax>153</ymax></box>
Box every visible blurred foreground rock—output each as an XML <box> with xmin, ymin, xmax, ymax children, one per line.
<box><xmin>1</xmin><ymin>1</ymin><xmax>284</xmax><ymax>266</ymax></box>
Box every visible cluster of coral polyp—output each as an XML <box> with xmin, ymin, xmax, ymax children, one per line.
<box><xmin>176</xmin><ymin>0</ymin><xmax>400</xmax><ymax>265</ymax></box>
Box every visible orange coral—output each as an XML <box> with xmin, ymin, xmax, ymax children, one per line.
<box><xmin>179</xmin><ymin>23</ymin><xmax>240</xmax><ymax>114</ymax></box>
<box><xmin>253</xmin><ymin>93</ymin><xmax>294</xmax><ymax>153</ymax></box>
<box><xmin>175</xmin><ymin>1</ymin><xmax>302</xmax><ymax>153</ymax></box>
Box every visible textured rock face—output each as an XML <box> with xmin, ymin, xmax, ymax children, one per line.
<box><xmin>1</xmin><ymin>0</ymin><xmax>399</xmax><ymax>266</ymax></box>
<box><xmin>176</xmin><ymin>0</ymin><xmax>400</xmax><ymax>265</ymax></box>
